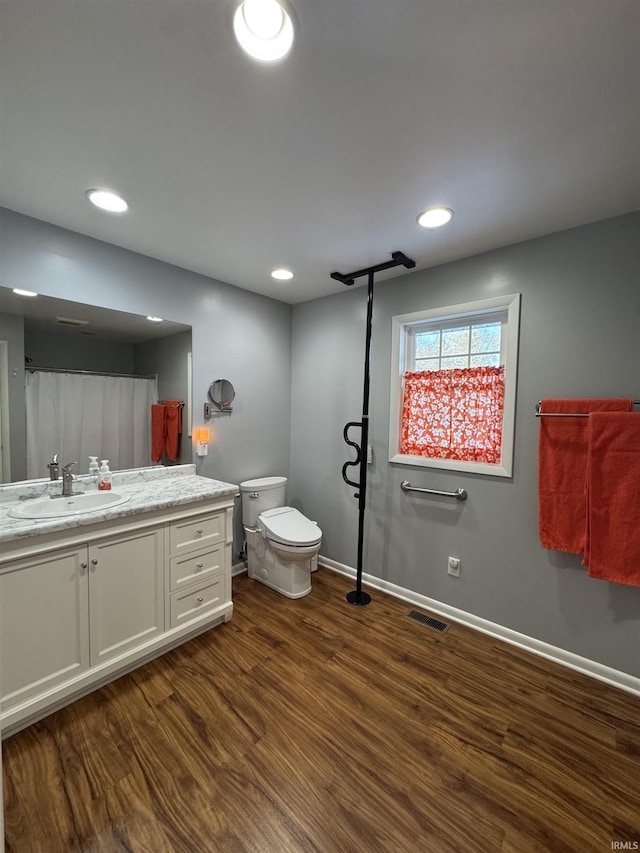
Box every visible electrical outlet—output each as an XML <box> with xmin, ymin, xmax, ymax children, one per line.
<box><xmin>447</xmin><ymin>556</ymin><xmax>460</xmax><ymax>577</ymax></box>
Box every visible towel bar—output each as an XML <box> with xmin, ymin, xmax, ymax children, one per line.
<box><xmin>535</xmin><ymin>400</ymin><xmax>640</xmax><ymax>418</ymax></box>
<box><xmin>400</xmin><ymin>480</ymin><xmax>467</xmax><ymax>501</ymax></box>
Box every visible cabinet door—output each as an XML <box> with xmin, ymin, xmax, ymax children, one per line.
<box><xmin>88</xmin><ymin>527</ymin><xmax>164</xmax><ymax>666</ymax></box>
<box><xmin>0</xmin><ymin>547</ymin><xmax>89</xmax><ymax>710</ymax></box>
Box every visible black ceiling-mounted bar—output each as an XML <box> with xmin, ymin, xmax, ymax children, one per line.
<box><xmin>332</xmin><ymin>251</ymin><xmax>416</xmax><ymax>606</ymax></box>
<box><xmin>330</xmin><ymin>251</ymin><xmax>415</xmax><ymax>287</ymax></box>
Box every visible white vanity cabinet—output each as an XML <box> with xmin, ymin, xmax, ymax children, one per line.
<box><xmin>88</xmin><ymin>526</ymin><xmax>164</xmax><ymax>665</ymax></box>
<box><xmin>0</xmin><ymin>526</ymin><xmax>164</xmax><ymax>709</ymax></box>
<box><xmin>0</xmin><ymin>487</ymin><xmax>235</xmax><ymax>737</ymax></box>
<box><xmin>0</xmin><ymin>545</ymin><xmax>90</xmax><ymax>709</ymax></box>
<box><xmin>167</xmin><ymin>510</ymin><xmax>229</xmax><ymax>629</ymax></box>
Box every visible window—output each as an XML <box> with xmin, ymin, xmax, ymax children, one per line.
<box><xmin>389</xmin><ymin>294</ymin><xmax>520</xmax><ymax>477</ymax></box>
<box><xmin>411</xmin><ymin>317</ymin><xmax>503</xmax><ymax>372</ymax></box>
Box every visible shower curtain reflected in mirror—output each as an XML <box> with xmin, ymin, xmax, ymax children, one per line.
<box><xmin>25</xmin><ymin>370</ymin><xmax>158</xmax><ymax>479</ymax></box>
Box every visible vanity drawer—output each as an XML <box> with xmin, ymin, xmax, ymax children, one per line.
<box><xmin>169</xmin><ymin>544</ymin><xmax>223</xmax><ymax>592</ymax></box>
<box><xmin>170</xmin><ymin>574</ymin><xmax>227</xmax><ymax>628</ymax></box>
<box><xmin>169</xmin><ymin>512</ymin><xmax>224</xmax><ymax>557</ymax></box>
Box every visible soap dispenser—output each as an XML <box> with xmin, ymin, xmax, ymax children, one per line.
<box><xmin>98</xmin><ymin>460</ymin><xmax>112</xmax><ymax>491</ymax></box>
<box><xmin>88</xmin><ymin>456</ymin><xmax>99</xmax><ymax>489</ymax></box>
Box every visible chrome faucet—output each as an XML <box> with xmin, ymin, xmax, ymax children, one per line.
<box><xmin>47</xmin><ymin>453</ymin><xmax>59</xmax><ymax>481</ymax></box>
<box><xmin>61</xmin><ymin>462</ymin><xmax>83</xmax><ymax>498</ymax></box>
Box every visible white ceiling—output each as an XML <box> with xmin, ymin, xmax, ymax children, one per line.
<box><xmin>1</xmin><ymin>0</ymin><xmax>639</xmax><ymax>305</ymax></box>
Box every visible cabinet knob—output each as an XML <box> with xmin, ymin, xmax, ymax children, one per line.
<box><xmin>91</xmin><ymin>558</ymin><xmax>98</xmax><ymax>566</ymax></box>
<box><xmin>196</xmin><ymin>563</ymin><xmax>203</xmax><ymax>570</ymax></box>
<box><xmin>80</xmin><ymin>561</ymin><xmax>87</xmax><ymax>574</ymax></box>
<box><xmin>197</xmin><ymin>597</ymin><xmax>204</xmax><ymax>603</ymax></box>
<box><xmin>196</xmin><ymin>528</ymin><xmax>203</xmax><ymax>535</ymax></box>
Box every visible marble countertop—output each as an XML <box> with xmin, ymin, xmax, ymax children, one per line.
<box><xmin>0</xmin><ymin>465</ymin><xmax>238</xmax><ymax>545</ymax></box>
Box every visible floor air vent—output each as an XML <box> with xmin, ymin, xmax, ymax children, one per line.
<box><xmin>406</xmin><ymin>609</ymin><xmax>449</xmax><ymax>633</ymax></box>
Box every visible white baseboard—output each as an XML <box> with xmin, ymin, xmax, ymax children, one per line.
<box><xmin>318</xmin><ymin>555</ymin><xmax>640</xmax><ymax>699</ymax></box>
<box><xmin>232</xmin><ymin>561</ymin><xmax>247</xmax><ymax>577</ymax></box>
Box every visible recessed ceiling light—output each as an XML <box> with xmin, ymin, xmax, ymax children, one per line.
<box><xmin>13</xmin><ymin>288</ymin><xmax>38</xmax><ymax>297</ymax></box>
<box><xmin>55</xmin><ymin>316</ymin><xmax>89</xmax><ymax>327</ymax></box>
<box><xmin>146</xmin><ymin>316</ymin><xmax>163</xmax><ymax>323</ymax></box>
<box><xmin>417</xmin><ymin>207</ymin><xmax>454</xmax><ymax>229</ymax></box>
<box><xmin>233</xmin><ymin>0</ymin><xmax>294</xmax><ymax>62</ymax></box>
<box><xmin>87</xmin><ymin>189</ymin><xmax>129</xmax><ymax>213</ymax></box>
<box><xmin>271</xmin><ymin>267</ymin><xmax>294</xmax><ymax>280</ymax></box>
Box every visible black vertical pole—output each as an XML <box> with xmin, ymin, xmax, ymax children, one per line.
<box><xmin>346</xmin><ymin>270</ymin><xmax>374</xmax><ymax>606</ymax></box>
<box><xmin>333</xmin><ymin>252</ymin><xmax>415</xmax><ymax>608</ymax></box>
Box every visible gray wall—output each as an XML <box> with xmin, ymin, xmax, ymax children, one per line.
<box><xmin>290</xmin><ymin>212</ymin><xmax>640</xmax><ymax>678</ymax></box>
<box><xmin>0</xmin><ymin>312</ymin><xmax>26</xmax><ymax>481</ymax></box>
<box><xmin>0</xmin><ymin>207</ymin><xmax>293</xmax><ymax>553</ymax></box>
<box><xmin>24</xmin><ymin>327</ymin><xmax>135</xmax><ymax>373</ymax></box>
<box><xmin>135</xmin><ymin>330</ymin><xmax>192</xmax><ymax>466</ymax></box>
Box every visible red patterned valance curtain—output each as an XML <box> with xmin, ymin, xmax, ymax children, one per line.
<box><xmin>400</xmin><ymin>365</ymin><xmax>506</xmax><ymax>463</ymax></box>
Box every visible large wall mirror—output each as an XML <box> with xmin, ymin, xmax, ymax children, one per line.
<box><xmin>0</xmin><ymin>286</ymin><xmax>192</xmax><ymax>483</ymax></box>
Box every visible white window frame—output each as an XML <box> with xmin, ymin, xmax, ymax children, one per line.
<box><xmin>389</xmin><ymin>293</ymin><xmax>521</xmax><ymax>478</ymax></box>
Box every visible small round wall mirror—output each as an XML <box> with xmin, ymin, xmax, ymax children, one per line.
<box><xmin>208</xmin><ymin>379</ymin><xmax>235</xmax><ymax>411</ymax></box>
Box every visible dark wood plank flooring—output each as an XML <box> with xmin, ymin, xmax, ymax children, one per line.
<box><xmin>3</xmin><ymin>568</ymin><xmax>640</xmax><ymax>851</ymax></box>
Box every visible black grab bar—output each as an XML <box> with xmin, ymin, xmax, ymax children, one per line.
<box><xmin>342</xmin><ymin>420</ymin><xmax>362</xmax><ymax>490</ymax></box>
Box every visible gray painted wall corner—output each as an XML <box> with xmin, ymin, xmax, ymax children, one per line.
<box><xmin>290</xmin><ymin>212</ymin><xmax>640</xmax><ymax>678</ymax></box>
<box><xmin>0</xmin><ymin>207</ymin><xmax>293</xmax><ymax>558</ymax></box>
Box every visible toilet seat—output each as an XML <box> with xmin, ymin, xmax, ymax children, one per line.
<box><xmin>258</xmin><ymin>506</ymin><xmax>322</xmax><ymax>548</ymax></box>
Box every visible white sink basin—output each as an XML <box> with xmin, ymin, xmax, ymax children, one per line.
<box><xmin>8</xmin><ymin>491</ymin><xmax>131</xmax><ymax>519</ymax></box>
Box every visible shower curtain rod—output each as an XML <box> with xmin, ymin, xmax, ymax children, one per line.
<box><xmin>26</xmin><ymin>366</ymin><xmax>158</xmax><ymax>381</ymax></box>
<box><xmin>333</xmin><ymin>251</ymin><xmax>415</xmax><ymax>606</ymax></box>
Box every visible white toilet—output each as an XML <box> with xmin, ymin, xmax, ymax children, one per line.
<box><xmin>240</xmin><ymin>476</ymin><xmax>322</xmax><ymax>599</ymax></box>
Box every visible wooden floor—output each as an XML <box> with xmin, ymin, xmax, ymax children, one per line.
<box><xmin>3</xmin><ymin>568</ymin><xmax>640</xmax><ymax>852</ymax></box>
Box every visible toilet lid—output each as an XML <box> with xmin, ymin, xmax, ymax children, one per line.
<box><xmin>259</xmin><ymin>506</ymin><xmax>322</xmax><ymax>547</ymax></box>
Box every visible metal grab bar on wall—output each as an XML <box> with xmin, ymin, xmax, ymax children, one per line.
<box><xmin>400</xmin><ymin>480</ymin><xmax>468</xmax><ymax>501</ymax></box>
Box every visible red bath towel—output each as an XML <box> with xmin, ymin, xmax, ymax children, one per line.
<box><xmin>164</xmin><ymin>400</ymin><xmax>182</xmax><ymax>462</ymax></box>
<box><xmin>151</xmin><ymin>404</ymin><xmax>166</xmax><ymax>463</ymax></box>
<box><xmin>584</xmin><ymin>412</ymin><xmax>640</xmax><ymax>586</ymax></box>
<box><xmin>538</xmin><ymin>398</ymin><xmax>633</xmax><ymax>554</ymax></box>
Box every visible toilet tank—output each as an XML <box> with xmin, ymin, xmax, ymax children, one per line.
<box><xmin>240</xmin><ymin>476</ymin><xmax>287</xmax><ymax>528</ymax></box>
